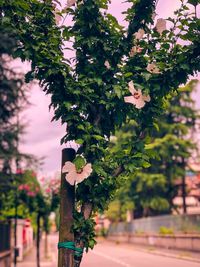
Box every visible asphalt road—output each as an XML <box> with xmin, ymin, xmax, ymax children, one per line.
<box><xmin>81</xmin><ymin>241</ymin><xmax>200</xmax><ymax>267</ymax></box>
<box><xmin>19</xmin><ymin>234</ymin><xmax>198</xmax><ymax>267</ymax></box>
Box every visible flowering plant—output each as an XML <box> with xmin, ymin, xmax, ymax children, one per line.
<box><xmin>1</xmin><ymin>0</ymin><xmax>199</xmax><ymax>264</ymax></box>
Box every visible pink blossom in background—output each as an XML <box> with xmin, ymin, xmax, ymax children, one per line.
<box><xmin>27</xmin><ymin>191</ymin><xmax>36</xmax><ymax>197</ymax></box>
<box><xmin>18</xmin><ymin>185</ymin><xmax>25</xmax><ymax>191</ymax></box>
<box><xmin>23</xmin><ymin>184</ymin><xmax>30</xmax><ymax>191</ymax></box>
<box><xmin>45</xmin><ymin>188</ymin><xmax>52</xmax><ymax>194</ymax></box>
<box><xmin>16</xmin><ymin>168</ymin><xmax>23</xmax><ymax>174</ymax></box>
<box><xmin>35</xmin><ymin>187</ymin><xmax>40</xmax><ymax>193</ymax></box>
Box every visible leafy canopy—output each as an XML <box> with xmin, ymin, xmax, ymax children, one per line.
<box><xmin>1</xmin><ymin>0</ymin><xmax>200</xmax><ymax>252</ymax></box>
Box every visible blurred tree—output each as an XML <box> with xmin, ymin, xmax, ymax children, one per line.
<box><xmin>0</xmin><ymin>25</ymin><xmax>39</xmax><ymax>219</ymax></box>
<box><xmin>109</xmin><ymin>80</ymin><xmax>199</xmax><ymax>219</ymax></box>
<box><xmin>0</xmin><ymin>25</ymin><xmax>27</xmax><ymax>174</ymax></box>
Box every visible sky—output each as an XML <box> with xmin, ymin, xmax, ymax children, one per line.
<box><xmin>18</xmin><ymin>0</ymin><xmax>200</xmax><ymax>176</ymax></box>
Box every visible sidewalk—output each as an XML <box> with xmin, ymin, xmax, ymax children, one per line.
<box><xmin>16</xmin><ymin>233</ymin><xmax>58</xmax><ymax>267</ymax></box>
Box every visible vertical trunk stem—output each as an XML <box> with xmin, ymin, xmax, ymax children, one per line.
<box><xmin>58</xmin><ymin>148</ymin><xmax>76</xmax><ymax>267</ymax></box>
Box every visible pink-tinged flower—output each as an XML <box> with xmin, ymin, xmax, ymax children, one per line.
<box><xmin>104</xmin><ymin>60</ymin><xmax>111</xmax><ymax>70</ymax></box>
<box><xmin>35</xmin><ymin>187</ymin><xmax>40</xmax><ymax>193</ymax></box>
<box><xmin>124</xmin><ymin>81</ymin><xmax>150</xmax><ymax>109</ymax></box>
<box><xmin>16</xmin><ymin>168</ymin><xmax>23</xmax><ymax>174</ymax></box>
<box><xmin>23</xmin><ymin>184</ymin><xmax>30</xmax><ymax>191</ymax></box>
<box><xmin>155</xmin><ymin>18</ymin><xmax>167</xmax><ymax>34</ymax></box>
<box><xmin>40</xmin><ymin>177</ymin><xmax>45</xmax><ymax>183</ymax></box>
<box><xmin>31</xmin><ymin>171</ymin><xmax>37</xmax><ymax>177</ymax></box>
<box><xmin>62</xmin><ymin>161</ymin><xmax>92</xmax><ymax>186</ymax></box>
<box><xmin>18</xmin><ymin>185</ymin><xmax>25</xmax><ymax>191</ymax></box>
<box><xmin>134</xmin><ymin>29</ymin><xmax>145</xmax><ymax>40</ymax></box>
<box><xmin>45</xmin><ymin>188</ymin><xmax>51</xmax><ymax>194</ymax></box>
<box><xmin>129</xmin><ymin>46</ymin><xmax>143</xmax><ymax>57</ymax></box>
<box><xmin>53</xmin><ymin>188</ymin><xmax>59</xmax><ymax>194</ymax></box>
<box><xmin>146</xmin><ymin>63</ymin><xmax>160</xmax><ymax>74</ymax></box>
<box><xmin>53</xmin><ymin>8</ymin><xmax>62</xmax><ymax>24</ymax></box>
<box><xmin>27</xmin><ymin>191</ymin><xmax>36</xmax><ymax>197</ymax></box>
<box><xmin>66</xmin><ymin>0</ymin><xmax>76</xmax><ymax>8</ymax></box>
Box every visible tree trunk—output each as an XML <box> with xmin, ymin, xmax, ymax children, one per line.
<box><xmin>58</xmin><ymin>148</ymin><xmax>76</xmax><ymax>267</ymax></box>
<box><xmin>14</xmin><ymin>195</ymin><xmax>18</xmax><ymax>267</ymax></box>
<box><xmin>74</xmin><ymin>203</ymin><xmax>93</xmax><ymax>267</ymax></box>
<box><xmin>36</xmin><ymin>213</ymin><xmax>41</xmax><ymax>267</ymax></box>
<box><xmin>182</xmin><ymin>173</ymin><xmax>187</xmax><ymax>214</ymax></box>
<box><xmin>181</xmin><ymin>158</ymin><xmax>187</xmax><ymax>214</ymax></box>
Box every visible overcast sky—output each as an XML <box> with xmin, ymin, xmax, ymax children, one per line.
<box><xmin>19</xmin><ymin>0</ymin><xmax>200</xmax><ymax>176</ymax></box>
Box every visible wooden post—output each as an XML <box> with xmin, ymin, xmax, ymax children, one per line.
<box><xmin>58</xmin><ymin>148</ymin><xmax>76</xmax><ymax>267</ymax></box>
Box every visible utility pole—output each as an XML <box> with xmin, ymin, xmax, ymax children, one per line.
<box><xmin>181</xmin><ymin>158</ymin><xmax>187</xmax><ymax>214</ymax></box>
<box><xmin>14</xmin><ymin>111</ymin><xmax>20</xmax><ymax>267</ymax></box>
<box><xmin>14</xmin><ymin>187</ymin><xmax>18</xmax><ymax>267</ymax></box>
<box><xmin>58</xmin><ymin>148</ymin><xmax>76</xmax><ymax>267</ymax></box>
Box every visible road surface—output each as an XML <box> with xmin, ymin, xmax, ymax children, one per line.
<box><xmin>18</xmin><ymin>235</ymin><xmax>200</xmax><ymax>267</ymax></box>
<box><xmin>81</xmin><ymin>241</ymin><xmax>200</xmax><ymax>267</ymax></box>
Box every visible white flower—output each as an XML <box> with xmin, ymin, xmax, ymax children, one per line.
<box><xmin>146</xmin><ymin>63</ymin><xmax>160</xmax><ymax>74</ymax></box>
<box><xmin>54</xmin><ymin>9</ymin><xmax>62</xmax><ymax>24</ymax></box>
<box><xmin>134</xmin><ymin>29</ymin><xmax>145</xmax><ymax>40</ymax></box>
<box><xmin>155</xmin><ymin>18</ymin><xmax>167</xmax><ymax>34</ymax></box>
<box><xmin>66</xmin><ymin>0</ymin><xmax>76</xmax><ymax>8</ymax></box>
<box><xmin>104</xmin><ymin>60</ymin><xmax>111</xmax><ymax>69</ymax></box>
<box><xmin>62</xmin><ymin>161</ymin><xmax>92</xmax><ymax>185</ymax></box>
<box><xmin>124</xmin><ymin>81</ymin><xmax>150</xmax><ymax>109</ymax></box>
<box><xmin>129</xmin><ymin>46</ymin><xmax>143</xmax><ymax>57</ymax></box>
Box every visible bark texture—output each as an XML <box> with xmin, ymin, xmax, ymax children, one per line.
<box><xmin>58</xmin><ymin>148</ymin><xmax>76</xmax><ymax>267</ymax></box>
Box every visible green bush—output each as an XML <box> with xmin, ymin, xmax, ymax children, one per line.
<box><xmin>159</xmin><ymin>226</ymin><xmax>174</xmax><ymax>235</ymax></box>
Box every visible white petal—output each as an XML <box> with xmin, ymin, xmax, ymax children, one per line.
<box><xmin>76</xmin><ymin>164</ymin><xmax>93</xmax><ymax>184</ymax></box>
<box><xmin>124</xmin><ymin>96</ymin><xmax>138</xmax><ymax>106</ymax></box>
<box><xmin>65</xmin><ymin>171</ymin><xmax>76</xmax><ymax>186</ymax></box>
<box><xmin>104</xmin><ymin>60</ymin><xmax>111</xmax><ymax>69</ymax></box>
<box><xmin>147</xmin><ymin>63</ymin><xmax>160</xmax><ymax>74</ymax></box>
<box><xmin>143</xmin><ymin>95</ymin><xmax>151</xmax><ymax>102</ymax></box>
<box><xmin>67</xmin><ymin>0</ymin><xmax>76</xmax><ymax>8</ymax></box>
<box><xmin>124</xmin><ymin>96</ymin><xmax>146</xmax><ymax>109</ymax></box>
<box><xmin>83</xmin><ymin>163</ymin><xmax>93</xmax><ymax>177</ymax></box>
<box><xmin>135</xmin><ymin>99</ymin><xmax>146</xmax><ymax>109</ymax></box>
<box><xmin>62</xmin><ymin>162</ymin><xmax>76</xmax><ymax>174</ymax></box>
<box><xmin>55</xmin><ymin>14</ymin><xmax>62</xmax><ymax>24</ymax></box>
<box><xmin>134</xmin><ymin>29</ymin><xmax>145</xmax><ymax>40</ymax></box>
<box><xmin>128</xmin><ymin>81</ymin><xmax>136</xmax><ymax>95</ymax></box>
<box><xmin>156</xmin><ymin>18</ymin><xmax>166</xmax><ymax>34</ymax></box>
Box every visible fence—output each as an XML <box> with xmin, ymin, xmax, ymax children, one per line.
<box><xmin>108</xmin><ymin>214</ymin><xmax>200</xmax><ymax>235</ymax></box>
<box><xmin>0</xmin><ymin>221</ymin><xmax>11</xmax><ymax>267</ymax></box>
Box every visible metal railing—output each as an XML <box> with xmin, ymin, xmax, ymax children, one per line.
<box><xmin>108</xmin><ymin>214</ymin><xmax>200</xmax><ymax>235</ymax></box>
<box><xmin>0</xmin><ymin>221</ymin><xmax>11</xmax><ymax>253</ymax></box>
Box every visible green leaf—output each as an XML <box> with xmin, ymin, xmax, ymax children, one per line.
<box><xmin>76</xmin><ymin>139</ymin><xmax>84</xmax><ymax>145</ymax></box>
<box><xmin>188</xmin><ymin>0</ymin><xmax>200</xmax><ymax>6</ymax></box>
<box><xmin>73</xmin><ymin>156</ymin><xmax>86</xmax><ymax>171</ymax></box>
<box><xmin>113</xmin><ymin>85</ymin><xmax>122</xmax><ymax>98</ymax></box>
